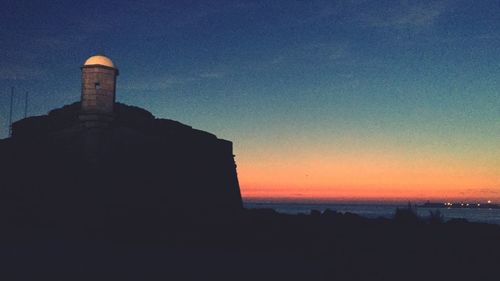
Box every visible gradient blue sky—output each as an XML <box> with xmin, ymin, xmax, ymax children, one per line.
<box><xmin>1</xmin><ymin>0</ymin><xmax>499</xmax><ymax>200</ymax></box>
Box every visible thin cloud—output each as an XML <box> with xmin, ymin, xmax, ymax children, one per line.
<box><xmin>276</xmin><ymin>42</ymin><xmax>351</xmax><ymax>64</ymax></box>
<box><xmin>31</xmin><ymin>34</ymin><xmax>87</xmax><ymax>50</ymax></box>
<box><xmin>199</xmin><ymin>72</ymin><xmax>225</xmax><ymax>79</ymax></box>
<box><xmin>363</xmin><ymin>2</ymin><xmax>448</xmax><ymax>29</ymax></box>
<box><xmin>464</xmin><ymin>188</ymin><xmax>500</xmax><ymax>195</ymax></box>
<box><xmin>133</xmin><ymin>1</ymin><xmax>258</xmax><ymax>28</ymax></box>
<box><xmin>122</xmin><ymin>70</ymin><xmax>229</xmax><ymax>91</ymax></box>
<box><xmin>303</xmin><ymin>42</ymin><xmax>349</xmax><ymax>61</ymax></box>
<box><xmin>0</xmin><ymin>64</ymin><xmax>46</xmax><ymax>80</ymax></box>
<box><xmin>121</xmin><ymin>74</ymin><xmax>199</xmax><ymax>91</ymax></box>
<box><xmin>229</xmin><ymin>41</ymin><xmax>353</xmax><ymax>74</ymax></box>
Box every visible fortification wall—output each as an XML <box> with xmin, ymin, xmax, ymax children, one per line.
<box><xmin>0</xmin><ymin>103</ymin><xmax>242</xmax><ymax>224</ymax></box>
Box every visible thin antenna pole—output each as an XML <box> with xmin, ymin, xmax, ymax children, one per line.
<box><xmin>24</xmin><ymin>91</ymin><xmax>28</xmax><ymax>118</ymax></box>
<box><xmin>8</xmin><ymin>87</ymin><xmax>14</xmax><ymax>137</ymax></box>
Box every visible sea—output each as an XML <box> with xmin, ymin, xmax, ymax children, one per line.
<box><xmin>243</xmin><ymin>199</ymin><xmax>500</xmax><ymax>225</ymax></box>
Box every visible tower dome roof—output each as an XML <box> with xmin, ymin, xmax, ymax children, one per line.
<box><xmin>84</xmin><ymin>55</ymin><xmax>115</xmax><ymax>68</ymax></box>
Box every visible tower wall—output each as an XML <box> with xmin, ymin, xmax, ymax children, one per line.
<box><xmin>81</xmin><ymin>65</ymin><xmax>118</xmax><ymax>115</ymax></box>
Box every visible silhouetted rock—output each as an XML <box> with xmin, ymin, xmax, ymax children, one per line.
<box><xmin>321</xmin><ymin>208</ymin><xmax>339</xmax><ymax>217</ymax></box>
<box><xmin>427</xmin><ymin>209</ymin><xmax>444</xmax><ymax>224</ymax></box>
<box><xmin>0</xmin><ymin>102</ymin><xmax>242</xmax><ymax>227</ymax></box>
<box><xmin>310</xmin><ymin>209</ymin><xmax>321</xmax><ymax>216</ymax></box>
<box><xmin>394</xmin><ymin>202</ymin><xmax>421</xmax><ymax>224</ymax></box>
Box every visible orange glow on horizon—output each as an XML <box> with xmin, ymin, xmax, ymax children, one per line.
<box><xmin>236</xmin><ymin>148</ymin><xmax>500</xmax><ymax>202</ymax></box>
<box><xmin>241</xmin><ymin>185</ymin><xmax>500</xmax><ymax>202</ymax></box>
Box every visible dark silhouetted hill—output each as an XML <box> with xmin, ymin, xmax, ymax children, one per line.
<box><xmin>0</xmin><ymin>102</ymin><xmax>242</xmax><ymax>226</ymax></box>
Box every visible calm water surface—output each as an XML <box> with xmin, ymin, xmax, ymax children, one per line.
<box><xmin>244</xmin><ymin>199</ymin><xmax>500</xmax><ymax>225</ymax></box>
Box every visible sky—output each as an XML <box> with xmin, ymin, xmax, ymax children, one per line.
<box><xmin>1</xmin><ymin>0</ymin><xmax>499</xmax><ymax>202</ymax></box>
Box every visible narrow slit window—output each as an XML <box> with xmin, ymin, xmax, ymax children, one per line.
<box><xmin>95</xmin><ymin>82</ymin><xmax>101</xmax><ymax>90</ymax></box>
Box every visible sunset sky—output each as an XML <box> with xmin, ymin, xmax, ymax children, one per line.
<box><xmin>1</xmin><ymin>0</ymin><xmax>499</xmax><ymax>201</ymax></box>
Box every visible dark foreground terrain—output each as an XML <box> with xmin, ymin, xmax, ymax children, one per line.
<box><xmin>1</xmin><ymin>102</ymin><xmax>498</xmax><ymax>280</ymax></box>
<box><xmin>1</xmin><ymin>208</ymin><xmax>499</xmax><ymax>281</ymax></box>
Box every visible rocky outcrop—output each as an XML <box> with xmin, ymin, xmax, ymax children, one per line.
<box><xmin>0</xmin><ymin>102</ymin><xmax>242</xmax><ymax>224</ymax></box>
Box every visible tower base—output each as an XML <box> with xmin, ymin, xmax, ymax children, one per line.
<box><xmin>79</xmin><ymin>113</ymin><xmax>114</xmax><ymax>129</ymax></box>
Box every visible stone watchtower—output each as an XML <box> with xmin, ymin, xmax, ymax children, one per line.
<box><xmin>79</xmin><ymin>55</ymin><xmax>119</xmax><ymax>127</ymax></box>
